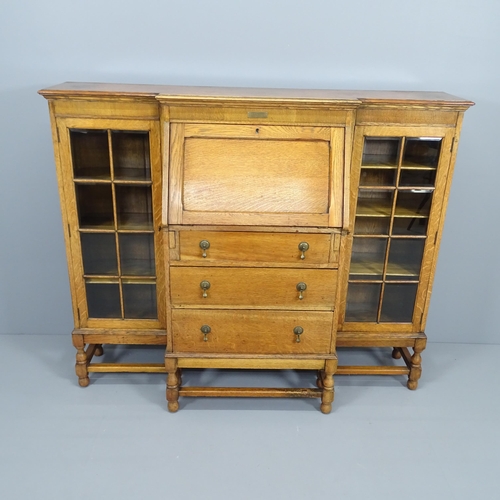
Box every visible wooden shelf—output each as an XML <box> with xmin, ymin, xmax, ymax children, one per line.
<box><xmin>356</xmin><ymin>199</ymin><xmax>430</xmax><ymax>218</ymax></box>
<box><xmin>356</xmin><ymin>199</ymin><xmax>392</xmax><ymax>217</ymax></box>
<box><xmin>401</xmin><ymin>161</ymin><xmax>437</xmax><ymax>170</ymax></box>
<box><xmin>350</xmin><ymin>260</ymin><xmax>420</xmax><ymax>278</ymax></box>
<box><xmin>361</xmin><ymin>164</ymin><xmax>398</xmax><ymax>170</ymax></box>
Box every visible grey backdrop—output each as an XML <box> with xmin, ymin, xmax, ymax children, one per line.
<box><xmin>0</xmin><ymin>0</ymin><xmax>498</xmax><ymax>342</ymax></box>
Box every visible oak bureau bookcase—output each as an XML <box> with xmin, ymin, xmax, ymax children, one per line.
<box><xmin>39</xmin><ymin>83</ymin><xmax>473</xmax><ymax>412</ymax></box>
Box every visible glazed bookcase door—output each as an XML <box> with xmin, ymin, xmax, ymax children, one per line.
<box><xmin>340</xmin><ymin>126</ymin><xmax>455</xmax><ymax>333</ymax></box>
<box><xmin>57</xmin><ymin>118</ymin><xmax>164</xmax><ymax>329</ymax></box>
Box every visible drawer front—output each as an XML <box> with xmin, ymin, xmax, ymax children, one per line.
<box><xmin>172</xmin><ymin>309</ymin><xmax>334</xmax><ymax>354</ymax></box>
<box><xmin>174</xmin><ymin>231</ymin><xmax>336</xmax><ymax>265</ymax></box>
<box><xmin>170</xmin><ymin>267</ymin><xmax>337</xmax><ymax>309</ymax></box>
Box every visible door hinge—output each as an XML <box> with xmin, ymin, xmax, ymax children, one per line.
<box><xmin>68</xmin><ymin>224</ymin><xmax>71</xmax><ymax>238</ymax></box>
<box><xmin>420</xmin><ymin>312</ymin><xmax>424</xmax><ymax>324</ymax></box>
<box><xmin>56</xmin><ymin>126</ymin><xmax>61</xmax><ymax>143</ymax></box>
<box><xmin>77</xmin><ymin>308</ymin><xmax>81</xmax><ymax>322</ymax></box>
<box><xmin>450</xmin><ymin>137</ymin><xmax>455</xmax><ymax>153</ymax></box>
<box><xmin>434</xmin><ymin>231</ymin><xmax>438</xmax><ymax>245</ymax></box>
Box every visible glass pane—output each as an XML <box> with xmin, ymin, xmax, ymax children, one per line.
<box><xmin>395</xmin><ymin>190</ymin><xmax>432</xmax><ymax>218</ymax></box>
<box><xmin>386</xmin><ymin>239</ymin><xmax>425</xmax><ymax>280</ymax></box>
<box><xmin>123</xmin><ymin>282</ymin><xmax>157</xmax><ymax>319</ymax></box>
<box><xmin>76</xmin><ymin>184</ymin><xmax>114</xmax><ymax>229</ymax></box>
<box><xmin>360</xmin><ymin>168</ymin><xmax>396</xmax><ymax>187</ymax></box>
<box><xmin>402</xmin><ymin>138</ymin><xmax>442</xmax><ymax>169</ymax></box>
<box><xmin>112</xmin><ymin>131</ymin><xmax>151</xmax><ymax>181</ymax></box>
<box><xmin>81</xmin><ymin>233</ymin><xmax>117</xmax><ymax>275</ymax></box>
<box><xmin>345</xmin><ymin>284</ymin><xmax>381</xmax><ymax>322</ymax></box>
<box><xmin>350</xmin><ymin>238</ymin><xmax>387</xmax><ymax>279</ymax></box>
<box><xmin>392</xmin><ymin>217</ymin><xmax>428</xmax><ymax>236</ymax></box>
<box><xmin>399</xmin><ymin>169</ymin><xmax>436</xmax><ymax>187</ymax></box>
<box><xmin>70</xmin><ymin>129</ymin><xmax>110</xmax><ymax>179</ymax></box>
<box><xmin>116</xmin><ymin>185</ymin><xmax>153</xmax><ymax>230</ymax></box>
<box><xmin>356</xmin><ymin>189</ymin><xmax>393</xmax><ymax>217</ymax></box>
<box><xmin>380</xmin><ymin>284</ymin><xmax>418</xmax><ymax>322</ymax></box>
<box><xmin>354</xmin><ymin>217</ymin><xmax>390</xmax><ymax>235</ymax></box>
<box><xmin>86</xmin><ymin>281</ymin><xmax>121</xmax><ymax>318</ymax></box>
<box><xmin>362</xmin><ymin>138</ymin><xmax>400</xmax><ymax>166</ymax></box>
<box><xmin>119</xmin><ymin>233</ymin><xmax>155</xmax><ymax>276</ymax></box>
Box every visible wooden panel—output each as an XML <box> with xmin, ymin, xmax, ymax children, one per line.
<box><xmin>340</xmin><ymin>322</ymin><xmax>414</xmax><ymax>333</ymax></box>
<box><xmin>170</xmin><ymin>267</ymin><xmax>337</xmax><ymax>309</ymax></box>
<box><xmin>169</xmin><ymin>106</ymin><xmax>350</xmax><ymax>125</ymax></box>
<box><xmin>181</xmin><ymin>211</ymin><xmax>329</xmax><ymax>227</ymax></box>
<box><xmin>356</xmin><ymin>108</ymin><xmax>458</xmax><ymax>126</ymax></box>
<box><xmin>170</xmin><ymin>224</ymin><xmax>338</xmax><ymax>233</ymax></box>
<box><xmin>336</xmin><ymin>331</ymin><xmax>426</xmax><ymax>347</ymax></box>
<box><xmin>149</xmin><ymin>122</ymin><xmax>166</xmax><ymax>326</ymax></box>
<box><xmin>184</xmin><ymin>124</ymin><xmax>331</xmax><ymax>140</ymax></box>
<box><xmin>168</xmin><ymin>123</ymin><xmax>185</xmax><ymax>224</ymax></box>
<box><xmin>47</xmin><ymin>103</ymin><xmax>80</xmax><ymax>327</ymax></box>
<box><xmin>52</xmin><ymin>99</ymin><xmax>160</xmax><ymax>119</ymax></box>
<box><xmin>176</xmin><ymin>358</ymin><xmax>327</xmax><ymax>369</ymax></box>
<box><xmin>161</xmin><ymin>105</ymin><xmax>171</xmax><ymax>229</ymax></box>
<box><xmin>176</xmin><ymin>231</ymin><xmax>333</xmax><ymax>265</ymax></box>
<box><xmin>330</xmin><ymin>127</ymin><xmax>345</xmax><ymax>227</ymax></box>
<box><xmin>85</xmin><ymin>319</ymin><xmax>162</xmax><ymax>329</ymax></box>
<box><xmin>172</xmin><ymin>309</ymin><xmax>334</xmax><ymax>354</ymax></box>
<box><xmin>183</xmin><ymin>138</ymin><xmax>330</xmax><ymax>214</ymax></box>
<box><xmin>74</xmin><ymin>328</ymin><xmax>167</xmax><ymax>345</ymax></box>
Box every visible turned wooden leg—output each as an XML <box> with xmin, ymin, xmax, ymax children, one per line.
<box><xmin>392</xmin><ymin>347</ymin><xmax>402</xmax><ymax>359</ymax></box>
<box><xmin>316</xmin><ymin>370</ymin><xmax>324</xmax><ymax>389</ymax></box>
<box><xmin>72</xmin><ymin>334</ymin><xmax>89</xmax><ymax>387</ymax></box>
<box><xmin>94</xmin><ymin>344</ymin><xmax>104</xmax><ymax>357</ymax></box>
<box><xmin>407</xmin><ymin>339</ymin><xmax>426</xmax><ymax>390</ymax></box>
<box><xmin>320</xmin><ymin>360</ymin><xmax>335</xmax><ymax>414</ymax></box>
<box><xmin>166</xmin><ymin>358</ymin><xmax>180</xmax><ymax>412</ymax></box>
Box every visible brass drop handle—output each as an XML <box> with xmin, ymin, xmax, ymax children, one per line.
<box><xmin>296</xmin><ymin>282</ymin><xmax>307</xmax><ymax>300</ymax></box>
<box><xmin>200</xmin><ymin>280</ymin><xmax>211</xmax><ymax>298</ymax></box>
<box><xmin>298</xmin><ymin>242</ymin><xmax>309</xmax><ymax>260</ymax></box>
<box><xmin>199</xmin><ymin>240</ymin><xmax>210</xmax><ymax>258</ymax></box>
<box><xmin>201</xmin><ymin>325</ymin><xmax>211</xmax><ymax>342</ymax></box>
<box><xmin>294</xmin><ymin>326</ymin><xmax>304</xmax><ymax>343</ymax></box>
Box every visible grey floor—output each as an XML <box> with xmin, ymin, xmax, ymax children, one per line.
<box><xmin>1</xmin><ymin>335</ymin><xmax>499</xmax><ymax>499</ymax></box>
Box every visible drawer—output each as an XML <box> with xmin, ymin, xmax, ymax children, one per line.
<box><xmin>172</xmin><ymin>230</ymin><xmax>338</xmax><ymax>266</ymax></box>
<box><xmin>170</xmin><ymin>267</ymin><xmax>337</xmax><ymax>309</ymax></box>
<box><xmin>172</xmin><ymin>309</ymin><xmax>334</xmax><ymax>354</ymax></box>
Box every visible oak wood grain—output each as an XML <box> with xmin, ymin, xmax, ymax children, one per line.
<box><xmin>170</xmin><ymin>267</ymin><xmax>337</xmax><ymax>309</ymax></box>
<box><xmin>182</xmin><ymin>138</ymin><xmax>330</xmax><ymax>214</ymax></box>
<box><xmin>175</xmin><ymin>230</ymin><xmax>333</xmax><ymax>265</ymax></box>
<box><xmin>171</xmin><ymin>309</ymin><xmax>334</xmax><ymax>354</ymax></box>
<box><xmin>39</xmin><ymin>82</ymin><xmax>475</xmax><ymax>107</ymax></box>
